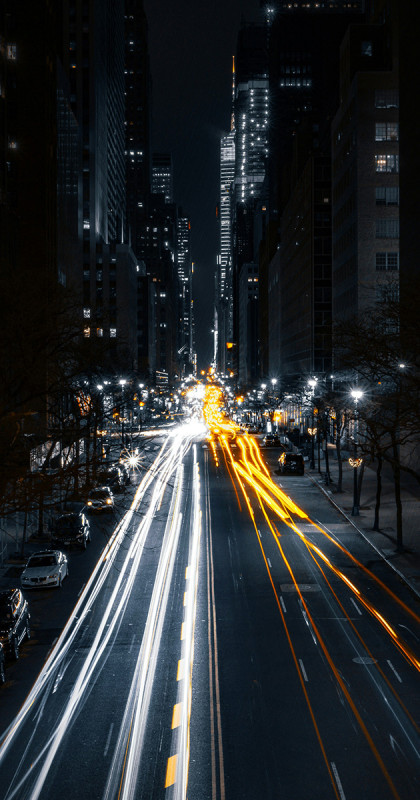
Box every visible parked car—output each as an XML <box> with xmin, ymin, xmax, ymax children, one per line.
<box><xmin>278</xmin><ymin>452</ymin><xmax>305</xmax><ymax>475</ymax></box>
<box><xmin>97</xmin><ymin>465</ymin><xmax>125</xmax><ymax>491</ymax></box>
<box><xmin>0</xmin><ymin>589</ymin><xmax>30</xmax><ymax>660</ymax></box>
<box><xmin>262</xmin><ymin>433</ymin><xmax>282</xmax><ymax>447</ymax></box>
<box><xmin>21</xmin><ymin>550</ymin><xmax>69</xmax><ymax>589</ymax></box>
<box><xmin>86</xmin><ymin>486</ymin><xmax>114</xmax><ymax>513</ymax></box>
<box><xmin>51</xmin><ymin>511</ymin><xmax>91</xmax><ymax>549</ymax></box>
<box><xmin>0</xmin><ymin>642</ymin><xmax>5</xmax><ymax>683</ymax></box>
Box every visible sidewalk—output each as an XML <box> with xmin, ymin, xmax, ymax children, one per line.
<box><xmin>308</xmin><ymin>446</ymin><xmax>420</xmax><ymax>597</ymax></box>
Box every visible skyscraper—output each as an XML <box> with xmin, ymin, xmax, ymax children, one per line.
<box><xmin>63</xmin><ymin>0</ymin><xmax>138</xmax><ymax>370</ymax></box>
<box><xmin>232</xmin><ymin>23</ymin><xmax>269</xmax><ymax>382</ymax></box>
<box><xmin>125</xmin><ymin>0</ymin><xmax>151</xmax><ymax>261</ymax></box>
<box><xmin>177</xmin><ymin>211</ymin><xmax>194</xmax><ymax>375</ymax></box>
<box><xmin>261</xmin><ymin>1</ymin><xmax>365</xmax><ymax>381</ymax></box>
<box><xmin>152</xmin><ymin>153</ymin><xmax>174</xmax><ymax>204</ymax></box>
<box><xmin>215</xmin><ymin>57</ymin><xmax>236</xmax><ymax>374</ymax></box>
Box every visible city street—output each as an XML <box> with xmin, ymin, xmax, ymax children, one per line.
<box><xmin>0</xmin><ymin>420</ymin><xmax>419</xmax><ymax>800</ymax></box>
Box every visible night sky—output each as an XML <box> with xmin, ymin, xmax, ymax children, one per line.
<box><xmin>143</xmin><ymin>0</ymin><xmax>261</xmax><ymax>368</ymax></box>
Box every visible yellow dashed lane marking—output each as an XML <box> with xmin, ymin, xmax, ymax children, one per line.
<box><xmin>177</xmin><ymin>659</ymin><xmax>185</xmax><ymax>681</ymax></box>
<box><xmin>172</xmin><ymin>703</ymin><xmax>181</xmax><ymax>729</ymax></box>
<box><xmin>165</xmin><ymin>754</ymin><xmax>178</xmax><ymax>787</ymax></box>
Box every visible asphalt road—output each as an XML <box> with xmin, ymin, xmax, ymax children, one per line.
<box><xmin>0</xmin><ymin>423</ymin><xmax>419</xmax><ymax>800</ymax></box>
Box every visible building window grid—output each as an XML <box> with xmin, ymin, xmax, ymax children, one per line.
<box><xmin>376</xmin><ymin>219</ymin><xmax>399</xmax><ymax>239</ymax></box>
<box><xmin>375</xmin><ymin>122</ymin><xmax>399</xmax><ymax>141</ymax></box>
<box><xmin>376</xmin><ymin>187</ymin><xmax>399</xmax><ymax>206</ymax></box>
<box><xmin>375</xmin><ymin>90</ymin><xmax>399</xmax><ymax>109</ymax></box>
<box><xmin>375</xmin><ymin>252</ymin><xmax>399</xmax><ymax>271</ymax></box>
<box><xmin>375</xmin><ymin>154</ymin><xmax>399</xmax><ymax>173</ymax></box>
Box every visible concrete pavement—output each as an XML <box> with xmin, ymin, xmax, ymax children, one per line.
<box><xmin>307</xmin><ymin>446</ymin><xmax>420</xmax><ymax>598</ymax></box>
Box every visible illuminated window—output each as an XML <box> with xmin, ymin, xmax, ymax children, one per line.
<box><xmin>7</xmin><ymin>44</ymin><xmax>16</xmax><ymax>60</ymax></box>
<box><xmin>375</xmin><ymin>154</ymin><xmax>399</xmax><ymax>173</ymax></box>
<box><xmin>96</xmin><ymin>328</ymin><xmax>103</xmax><ymax>337</ymax></box>
<box><xmin>110</xmin><ymin>328</ymin><xmax>117</xmax><ymax>338</ymax></box>
<box><xmin>83</xmin><ymin>308</ymin><xmax>91</xmax><ymax>318</ymax></box>
<box><xmin>83</xmin><ymin>327</ymin><xmax>91</xmax><ymax>338</ymax></box>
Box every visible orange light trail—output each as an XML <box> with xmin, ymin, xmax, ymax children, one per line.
<box><xmin>202</xmin><ymin>384</ymin><xmax>419</xmax><ymax>795</ymax></box>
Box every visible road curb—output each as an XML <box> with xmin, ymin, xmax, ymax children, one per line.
<box><xmin>307</xmin><ymin>472</ymin><xmax>420</xmax><ymax>601</ymax></box>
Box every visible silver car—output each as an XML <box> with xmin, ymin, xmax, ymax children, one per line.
<box><xmin>21</xmin><ymin>550</ymin><xmax>69</xmax><ymax>589</ymax></box>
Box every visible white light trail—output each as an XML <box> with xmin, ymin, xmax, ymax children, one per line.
<box><xmin>1</xmin><ymin>428</ymin><xmax>199</xmax><ymax>800</ymax></box>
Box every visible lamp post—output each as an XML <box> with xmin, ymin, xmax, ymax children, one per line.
<box><xmin>119</xmin><ymin>379</ymin><xmax>126</xmax><ymax>447</ymax></box>
<box><xmin>350</xmin><ymin>388</ymin><xmax>363</xmax><ymax>516</ymax></box>
<box><xmin>308</xmin><ymin>378</ymin><xmax>317</xmax><ymax>469</ymax></box>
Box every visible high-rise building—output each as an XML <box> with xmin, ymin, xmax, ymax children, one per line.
<box><xmin>152</xmin><ymin>153</ymin><xmax>173</xmax><ymax>204</ymax></box>
<box><xmin>332</xmin><ymin>19</ymin><xmax>399</xmax><ymax>321</ymax></box>
<box><xmin>124</xmin><ymin>0</ymin><xmax>151</xmax><ymax>262</ymax></box>
<box><xmin>176</xmin><ymin>211</ymin><xmax>194</xmax><ymax>375</ymax></box>
<box><xmin>234</xmin><ymin>25</ymin><xmax>269</xmax><ymax>209</ymax></box>
<box><xmin>219</xmin><ymin>129</ymin><xmax>235</xmax><ymax>300</ymax></box>
<box><xmin>262</xmin><ymin>1</ymin><xmax>365</xmax><ymax>382</ymax></box>
<box><xmin>63</xmin><ymin>0</ymin><xmax>138</xmax><ymax>371</ymax></box>
<box><xmin>231</xmin><ymin>23</ymin><xmax>269</xmax><ymax>383</ymax></box>
<box><xmin>216</xmin><ymin>58</ymin><xmax>236</xmax><ymax>375</ymax></box>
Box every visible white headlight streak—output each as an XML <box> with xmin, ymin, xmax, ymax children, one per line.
<box><xmin>0</xmin><ymin>429</ymin><xmax>200</xmax><ymax>800</ymax></box>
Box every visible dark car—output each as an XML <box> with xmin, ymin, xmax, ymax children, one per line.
<box><xmin>263</xmin><ymin>433</ymin><xmax>282</xmax><ymax>447</ymax></box>
<box><xmin>97</xmin><ymin>465</ymin><xmax>125</xmax><ymax>491</ymax></box>
<box><xmin>278</xmin><ymin>452</ymin><xmax>305</xmax><ymax>475</ymax></box>
<box><xmin>51</xmin><ymin>511</ymin><xmax>91</xmax><ymax>549</ymax></box>
<box><xmin>0</xmin><ymin>589</ymin><xmax>30</xmax><ymax>660</ymax></box>
<box><xmin>86</xmin><ymin>486</ymin><xmax>114</xmax><ymax>513</ymax></box>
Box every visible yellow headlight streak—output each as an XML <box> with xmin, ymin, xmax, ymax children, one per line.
<box><xmin>226</xmin><ymin>437</ymin><xmax>404</xmax><ymax>797</ymax></box>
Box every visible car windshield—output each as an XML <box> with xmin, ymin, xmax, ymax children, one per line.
<box><xmin>90</xmin><ymin>489</ymin><xmax>109</xmax><ymax>499</ymax></box>
<box><xmin>27</xmin><ymin>555</ymin><xmax>58</xmax><ymax>567</ymax></box>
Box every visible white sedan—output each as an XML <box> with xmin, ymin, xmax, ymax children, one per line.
<box><xmin>21</xmin><ymin>550</ymin><xmax>69</xmax><ymax>589</ymax></box>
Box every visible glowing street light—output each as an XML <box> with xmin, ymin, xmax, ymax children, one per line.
<box><xmin>308</xmin><ymin>378</ymin><xmax>318</xmax><ymax>469</ymax></box>
<box><xmin>350</xmin><ymin>388</ymin><xmax>364</xmax><ymax>516</ymax></box>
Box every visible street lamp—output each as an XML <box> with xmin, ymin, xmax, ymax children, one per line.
<box><xmin>350</xmin><ymin>388</ymin><xmax>363</xmax><ymax>516</ymax></box>
<box><xmin>308</xmin><ymin>378</ymin><xmax>317</xmax><ymax>469</ymax></box>
<box><xmin>119</xmin><ymin>379</ymin><xmax>127</xmax><ymax>447</ymax></box>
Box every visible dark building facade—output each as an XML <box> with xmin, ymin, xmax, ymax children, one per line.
<box><xmin>263</xmin><ymin>1</ymin><xmax>365</xmax><ymax>383</ymax></box>
<box><xmin>125</xmin><ymin>0</ymin><xmax>151</xmax><ymax>262</ymax></box>
<box><xmin>61</xmin><ymin>0</ymin><xmax>138</xmax><ymax>372</ymax></box>
<box><xmin>332</xmin><ymin>20</ymin><xmax>399</xmax><ymax>321</ymax></box>
<box><xmin>232</xmin><ymin>22</ymin><xmax>268</xmax><ymax>383</ymax></box>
